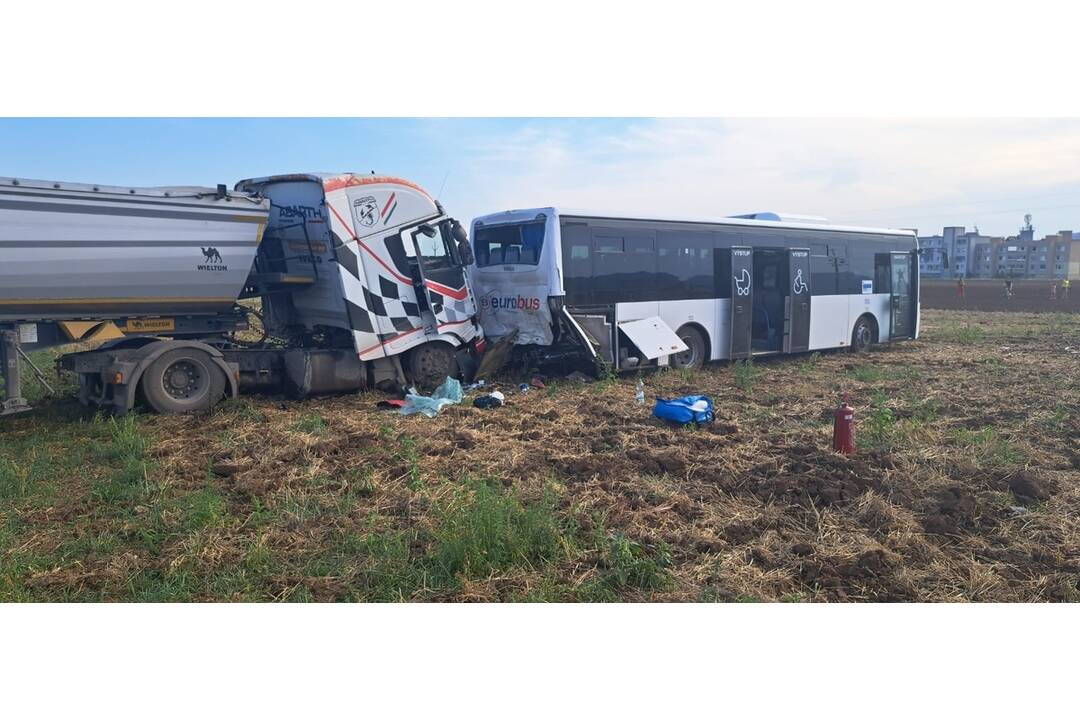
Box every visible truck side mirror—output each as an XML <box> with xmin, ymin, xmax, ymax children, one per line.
<box><xmin>451</xmin><ymin>220</ymin><xmax>474</xmax><ymax>266</ymax></box>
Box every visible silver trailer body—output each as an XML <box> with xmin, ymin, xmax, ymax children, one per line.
<box><xmin>0</xmin><ymin>177</ymin><xmax>269</xmax><ymax>321</ymax></box>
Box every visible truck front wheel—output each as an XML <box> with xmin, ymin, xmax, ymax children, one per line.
<box><xmin>407</xmin><ymin>342</ymin><xmax>458</xmax><ymax>390</ymax></box>
<box><xmin>140</xmin><ymin>348</ymin><xmax>227</xmax><ymax>414</ymax></box>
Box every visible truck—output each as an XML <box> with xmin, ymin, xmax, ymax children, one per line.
<box><xmin>0</xmin><ymin>173</ymin><xmax>485</xmax><ymax>416</ymax></box>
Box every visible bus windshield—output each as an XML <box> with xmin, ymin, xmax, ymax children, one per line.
<box><xmin>474</xmin><ymin>221</ymin><xmax>545</xmax><ymax>267</ymax></box>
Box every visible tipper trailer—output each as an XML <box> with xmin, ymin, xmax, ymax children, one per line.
<box><xmin>0</xmin><ymin>173</ymin><xmax>484</xmax><ymax>416</ymax></box>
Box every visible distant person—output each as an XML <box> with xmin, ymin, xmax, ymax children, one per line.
<box><xmin>956</xmin><ymin>277</ymin><xmax>965</xmax><ymax>299</ymax></box>
<box><xmin>1062</xmin><ymin>278</ymin><xmax>1071</xmax><ymax>300</ymax></box>
<box><xmin>1003</xmin><ymin>280</ymin><xmax>1014</xmax><ymax>299</ymax></box>
<box><xmin>1050</xmin><ymin>281</ymin><xmax>1058</xmax><ymax>301</ymax></box>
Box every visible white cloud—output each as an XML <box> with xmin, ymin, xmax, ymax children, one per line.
<box><xmin>441</xmin><ymin>119</ymin><xmax>1080</xmax><ymax>237</ymax></box>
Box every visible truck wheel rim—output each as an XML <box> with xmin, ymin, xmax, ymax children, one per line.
<box><xmin>162</xmin><ymin>359</ymin><xmax>207</xmax><ymax>400</ymax></box>
<box><xmin>413</xmin><ymin>346</ymin><xmax>449</xmax><ymax>383</ymax></box>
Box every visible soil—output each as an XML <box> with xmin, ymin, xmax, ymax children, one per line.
<box><xmin>2</xmin><ymin>308</ymin><xmax>1079</xmax><ymax>602</ymax></box>
<box><xmin>922</xmin><ymin>278</ymin><xmax>1080</xmax><ymax>314</ymax></box>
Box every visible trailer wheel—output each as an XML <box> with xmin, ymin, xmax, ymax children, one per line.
<box><xmin>140</xmin><ymin>348</ymin><xmax>226</xmax><ymax>414</ymax></box>
<box><xmin>671</xmin><ymin>325</ymin><xmax>707</xmax><ymax>370</ymax></box>
<box><xmin>850</xmin><ymin>315</ymin><xmax>876</xmax><ymax>353</ymax></box>
<box><xmin>407</xmin><ymin>342</ymin><xmax>458</xmax><ymax>389</ymax></box>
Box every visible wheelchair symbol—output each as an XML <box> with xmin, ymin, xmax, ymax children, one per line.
<box><xmin>792</xmin><ymin>268</ymin><xmax>808</xmax><ymax>295</ymax></box>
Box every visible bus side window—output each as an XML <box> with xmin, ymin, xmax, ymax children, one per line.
<box><xmin>593</xmin><ymin>232</ymin><xmax>624</xmax><ymax>305</ymax></box>
<box><xmin>657</xmin><ymin>230</ymin><xmax>713</xmax><ymax>301</ymax></box>
<box><xmin>874</xmin><ymin>253</ymin><xmax>891</xmax><ymax>293</ymax></box>
<box><xmin>714</xmin><ymin>248</ymin><xmax>732</xmax><ymax>298</ymax></box>
<box><xmin>809</xmin><ymin>242</ymin><xmax>836</xmax><ymax>294</ymax></box>
<box><xmin>561</xmin><ymin>222</ymin><xmax>592</xmax><ymax>305</ymax></box>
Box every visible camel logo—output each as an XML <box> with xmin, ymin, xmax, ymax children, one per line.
<box><xmin>792</xmin><ymin>268</ymin><xmax>808</xmax><ymax>295</ymax></box>
<box><xmin>197</xmin><ymin>247</ymin><xmax>227</xmax><ymax>272</ymax></box>
<box><xmin>734</xmin><ymin>268</ymin><xmax>752</xmax><ymax>296</ymax></box>
<box><xmin>354</xmin><ymin>196</ymin><xmax>378</xmax><ymax>228</ymax></box>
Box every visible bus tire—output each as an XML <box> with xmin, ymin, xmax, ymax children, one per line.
<box><xmin>140</xmin><ymin>347</ymin><xmax>227</xmax><ymax>414</ymax></box>
<box><xmin>407</xmin><ymin>341</ymin><xmax>458</xmax><ymax>389</ymax></box>
<box><xmin>850</xmin><ymin>315</ymin><xmax>876</xmax><ymax>353</ymax></box>
<box><xmin>672</xmin><ymin>325</ymin><xmax>708</xmax><ymax>369</ymax></box>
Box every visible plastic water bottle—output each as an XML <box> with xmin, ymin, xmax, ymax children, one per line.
<box><xmin>635</xmin><ymin>379</ymin><xmax>646</xmax><ymax>404</ymax></box>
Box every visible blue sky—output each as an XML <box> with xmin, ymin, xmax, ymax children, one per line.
<box><xmin>3</xmin><ymin>118</ymin><xmax>1080</xmax><ymax>237</ymax></box>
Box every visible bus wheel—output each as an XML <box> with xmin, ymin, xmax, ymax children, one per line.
<box><xmin>672</xmin><ymin>326</ymin><xmax>707</xmax><ymax>369</ymax></box>
<box><xmin>850</xmin><ymin>316</ymin><xmax>875</xmax><ymax>353</ymax></box>
<box><xmin>141</xmin><ymin>348</ymin><xmax>226</xmax><ymax>414</ymax></box>
<box><xmin>408</xmin><ymin>342</ymin><xmax>458</xmax><ymax>389</ymax></box>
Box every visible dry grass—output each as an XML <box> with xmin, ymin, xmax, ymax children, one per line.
<box><xmin>1</xmin><ymin>308</ymin><xmax>1078</xmax><ymax>601</ymax></box>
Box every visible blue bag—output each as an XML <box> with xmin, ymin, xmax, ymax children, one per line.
<box><xmin>652</xmin><ymin>395</ymin><xmax>714</xmax><ymax>425</ymax></box>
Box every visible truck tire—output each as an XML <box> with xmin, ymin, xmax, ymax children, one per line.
<box><xmin>140</xmin><ymin>347</ymin><xmax>227</xmax><ymax>414</ymax></box>
<box><xmin>671</xmin><ymin>325</ymin><xmax>708</xmax><ymax>369</ymax></box>
<box><xmin>407</xmin><ymin>342</ymin><xmax>458</xmax><ymax>389</ymax></box>
<box><xmin>850</xmin><ymin>315</ymin><xmax>876</xmax><ymax>353</ymax></box>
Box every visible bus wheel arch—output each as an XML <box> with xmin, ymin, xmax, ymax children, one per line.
<box><xmin>850</xmin><ymin>313</ymin><xmax>878</xmax><ymax>353</ymax></box>
<box><xmin>671</xmin><ymin>323</ymin><xmax>710</xmax><ymax>369</ymax></box>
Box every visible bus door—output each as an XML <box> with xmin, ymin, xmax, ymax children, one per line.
<box><xmin>889</xmin><ymin>251</ymin><xmax>914</xmax><ymax>339</ymax></box>
<box><xmin>729</xmin><ymin>247</ymin><xmax>753</xmax><ymax>360</ymax></box>
<box><xmin>786</xmin><ymin>248</ymin><xmax>812</xmax><ymax>353</ymax></box>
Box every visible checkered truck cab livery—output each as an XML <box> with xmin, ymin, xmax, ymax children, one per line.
<box><xmin>237</xmin><ymin>173</ymin><xmax>481</xmax><ymax>362</ymax></box>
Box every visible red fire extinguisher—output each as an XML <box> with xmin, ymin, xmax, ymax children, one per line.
<box><xmin>833</xmin><ymin>393</ymin><xmax>855</xmax><ymax>454</ymax></box>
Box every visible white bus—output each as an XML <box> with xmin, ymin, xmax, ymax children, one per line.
<box><xmin>469</xmin><ymin>208</ymin><xmax>919</xmax><ymax>372</ymax></box>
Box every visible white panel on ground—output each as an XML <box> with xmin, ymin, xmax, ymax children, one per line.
<box><xmin>618</xmin><ymin>316</ymin><xmax>689</xmax><ymax>360</ymax></box>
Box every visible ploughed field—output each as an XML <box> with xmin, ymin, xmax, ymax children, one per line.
<box><xmin>1</xmin><ymin>309</ymin><xmax>1078</xmax><ymax>601</ymax></box>
<box><xmin>923</xmin><ymin>278</ymin><xmax>1080</xmax><ymax>313</ymax></box>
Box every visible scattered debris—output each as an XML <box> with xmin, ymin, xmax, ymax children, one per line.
<box><xmin>529</xmin><ymin>377</ymin><xmax>546</xmax><ymax>389</ymax></box>
<box><xmin>652</xmin><ymin>395</ymin><xmax>714</xmax><ymax>425</ymax></box>
<box><xmin>475</xmin><ymin>329</ymin><xmax>519</xmax><ymax>379</ymax></box>
<box><xmin>566</xmin><ymin>371</ymin><xmax>592</xmax><ymax>384</ymax></box>
<box><xmin>399</xmin><ymin>377</ymin><xmax>464</xmax><ymax>418</ymax></box>
<box><xmin>473</xmin><ymin>390</ymin><xmax>505</xmax><ymax>409</ymax></box>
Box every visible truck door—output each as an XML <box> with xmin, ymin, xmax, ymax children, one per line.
<box><xmin>786</xmin><ymin>248</ymin><xmax>812</xmax><ymax>353</ymax></box>
<box><xmin>729</xmin><ymin>247</ymin><xmax>753</xmax><ymax>360</ymax></box>
<box><xmin>409</xmin><ymin>222</ymin><xmax>473</xmax><ymax>334</ymax></box>
<box><xmin>889</xmin><ymin>251</ymin><xmax>914</xmax><ymax>339</ymax></box>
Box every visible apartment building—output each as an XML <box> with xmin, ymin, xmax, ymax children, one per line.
<box><xmin>920</xmin><ymin>225</ymin><xmax>1080</xmax><ymax>279</ymax></box>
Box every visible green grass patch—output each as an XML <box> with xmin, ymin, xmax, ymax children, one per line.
<box><xmin>949</xmin><ymin>427</ymin><xmax>1025</xmax><ymax>467</ymax></box>
<box><xmin>578</xmin><ymin>531</ymin><xmax>673</xmax><ymax>601</ymax></box>
<box><xmin>429</xmin><ymin>479</ymin><xmax>565</xmax><ymax>583</ymax></box>
<box><xmin>289</xmin><ymin>413</ymin><xmax>327</xmax><ymax>435</ymax></box>
<box><xmin>861</xmin><ymin>391</ymin><xmax>896</xmax><ymax>451</ymax></box>
<box><xmin>938</xmin><ymin>324</ymin><xmax>985</xmax><ymax>345</ymax></box>
<box><xmin>848</xmin><ymin>365</ymin><xmax>885</xmax><ymax>382</ymax></box>
<box><xmin>733</xmin><ymin>358</ymin><xmax>759</xmax><ymax>393</ymax></box>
